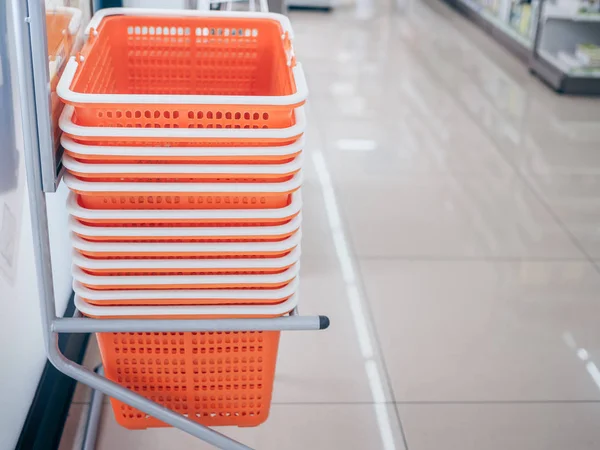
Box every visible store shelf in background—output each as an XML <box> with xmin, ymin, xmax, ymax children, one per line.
<box><xmin>544</xmin><ymin>3</ymin><xmax>600</xmax><ymax>21</ymax></box>
<box><xmin>535</xmin><ymin>16</ymin><xmax>600</xmax><ymax>86</ymax></box>
<box><xmin>442</xmin><ymin>0</ymin><xmax>600</xmax><ymax>94</ymax></box>
<box><xmin>445</xmin><ymin>0</ymin><xmax>533</xmax><ymax>63</ymax></box>
<box><xmin>540</xmin><ymin>49</ymin><xmax>600</xmax><ymax>78</ymax></box>
<box><xmin>462</xmin><ymin>0</ymin><xmax>535</xmax><ymax>47</ymax></box>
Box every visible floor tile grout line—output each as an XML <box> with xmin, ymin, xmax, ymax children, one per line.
<box><xmin>308</xmin><ymin>106</ymin><xmax>411</xmax><ymax>450</ymax></box>
<box><xmin>394</xmin><ymin>400</ymin><xmax>600</xmax><ymax>405</ymax></box>
<box><xmin>355</xmin><ymin>256</ymin><xmax>594</xmax><ymax>262</ymax></box>
<box><xmin>339</xmin><ymin>217</ymin><xmax>413</xmax><ymax>450</ymax></box>
<box><xmin>71</xmin><ymin>399</ymin><xmax>600</xmax><ymax>406</ymax></box>
<box><xmin>400</xmin><ymin>1</ymin><xmax>600</xmax><ymax>274</ymax></box>
<box><xmin>274</xmin><ymin>399</ymin><xmax>600</xmax><ymax>405</ymax></box>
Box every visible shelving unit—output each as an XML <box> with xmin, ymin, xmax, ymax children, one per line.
<box><xmin>442</xmin><ymin>0</ymin><xmax>600</xmax><ymax>94</ymax></box>
<box><xmin>531</xmin><ymin>4</ymin><xmax>600</xmax><ymax>93</ymax></box>
<box><xmin>444</xmin><ymin>0</ymin><xmax>535</xmax><ymax>61</ymax></box>
<box><xmin>11</xmin><ymin>1</ymin><xmax>329</xmax><ymax>449</ymax></box>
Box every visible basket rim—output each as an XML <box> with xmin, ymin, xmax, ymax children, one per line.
<box><xmin>84</xmin><ymin>8</ymin><xmax>295</xmax><ymax>39</ymax></box>
<box><xmin>58</xmin><ymin>59</ymin><xmax>307</xmax><ymax>106</ymax></box>
<box><xmin>71</xmin><ymin>245</ymin><xmax>301</xmax><ymax>270</ymax></box>
<box><xmin>70</xmin><ymin>229</ymin><xmax>301</xmax><ymax>252</ymax></box>
<box><xmin>72</xmin><ymin>277</ymin><xmax>299</xmax><ymax>301</ymax></box>
<box><xmin>66</xmin><ymin>190</ymin><xmax>302</xmax><ymax>220</ymax></box>
<box><xmin>68</xmin><ymin>214</ymin><xmax>302</xmax><ymax>238</ymax></box>
<box><xmin>60</xmin><ymin>134</ymin><xmax>305</xmax><ymax>157</ymax></box>
<box><xmin>59</xmin><ymin>105</ymin><xmax>307</xmax><ymax>139</ymax></box>
<box><xmin>62</xmin><ymin>152</ymin><xmax>304</xmax><ymax>175</ymax></box>
<box><xmin>74</xmin><ymin>291</ymin><xmax>299</xmax><ymax>317</ymax></box>
<box><xmin>63</xmin><ymin>170</ymin><xmax>302</xmax><ymax>193</ymax></box>
<box><xmin>71</xmin><ymin>262</ymin><xmax>300</xmax><ymax>286</ymax></box>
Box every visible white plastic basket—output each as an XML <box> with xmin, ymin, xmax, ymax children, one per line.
<box><xmin>65</xmin><ymin>190</ymin><xmax>302</xmax><ymax>225</ymax></box>
<box><xmin>61</xmin><ymin>134</ymin><xmax>305</xmax><ymax>164</ymax></box>
<box><xmin>72</xmin><ymin>262</ymin><xmax>299</xmax><ymax>289</ymax></box>
<box><xmin>70</xmin><ymin>230</ymin><xmax>300</xmax><ymax>258</ymax></box>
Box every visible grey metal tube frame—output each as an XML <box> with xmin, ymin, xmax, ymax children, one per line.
<box><xmin>82</xmin><ymin>366</ymin><xmax>105</xmax><ymax>450</ymax></box>
<box><xmin>12</xmin><ymin>1</ymin><xmax>328</xmax><ymax>449</ymax></box>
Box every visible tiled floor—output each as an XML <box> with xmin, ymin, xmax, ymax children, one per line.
<box><xmin>59</xmin><ymin>0</ymin><xmax>600</xmax><ymax>449</ymax></box>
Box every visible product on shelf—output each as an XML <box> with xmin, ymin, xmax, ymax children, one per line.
<box><xmin>576</xmin><ymin>44</ymin><xmax>600</xmax><ymax>67</ymax></box>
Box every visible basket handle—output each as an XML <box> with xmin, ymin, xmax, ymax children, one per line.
<box><xmin>66</xmin><ymin>7</ymin><xmax>83</xmax><ymax>35</ymax></box>
<box><xmin>47</xmin><ymin>6</ymin><xmax>83</xmax><ymax>35</ymax></box>
<box><xmin>283</xmin><ymin>32</ymin><xmax>296</xmax><ymax>67</ymax></box>
<box><xmin>56</xmin><ymin>57</ymin><xmax>80</xmax><ymax>102</ymax></box>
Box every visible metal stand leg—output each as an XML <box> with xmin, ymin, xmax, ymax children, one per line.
<box><xmin>82</xmin><ymin>366</ymin><xmax>105</xmax><ymax>450</ymax></box>
<box><xmin>50</xmin><ymin>335</ymin><xmax>254</xmax><ymax>450</ymax></box>
<box><xmin>267</xmin><ymin>0</ymin><xmax>287</xmax><ymax>13</ymax></box>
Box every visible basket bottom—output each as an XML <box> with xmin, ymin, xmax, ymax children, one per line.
<box><xmin>110</xmin><ymin>398</ymin><xmax>271</xmax><ymax>429</ymax></box>
<box><xmin>98</xmin><ymin>330</ymin><xmax>280</xmax><ymax>429</ymax></box>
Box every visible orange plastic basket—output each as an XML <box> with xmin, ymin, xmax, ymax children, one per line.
<box><xmin>70</xmin><ymin>230</ymin><xmax>300</xmax><ymax>259</ymax></box>
<box><xmin>73</xmin><ymin>276</ymin><xmax>299</xmax><ymax>306</ymax></box>
<box><xmin>75</xmin><ymin>293</ymin><xmax>298</xmax><ymax>428</ymax></box>
<box><xmin>57</xmin><ymin>10</ymin><xmax>307</xmax><ymax>129</ymax></box>
<box><xmin>66</xmin><ymin>190</ymin><xmax>302</xmax><ymax>227</ymax></box>
<box><xmin>69</xmin><ymin>213</ymin><xmax>301</xmax><ymax>243</ymax></box>
<box><xmin>61</xmin><ymin>135</ymin><xmax>304</xmax><ymax>165</ymax></box>
<box><xmin>72</xmin><ymin>263</ymin><xmax>299</xmax><ymax>291</ymax></box>
<box><xmin>59</xmin><ymin>104</ymin><xmax>305</xmax><ymax>148</ymax></box>
<box><xmin>72</xmin><ymin>245</ymin><xmax>301</xmax><ymax>277</ymax></box>
<box><xmin>63</xmin><ymin>172</ymin><xmax>302</xmax><ymax>210</ymax></box>
<box><xmin>62</xmin><ymin>152</ymin><xmax>303</xmax><ymax>183</ymax></box>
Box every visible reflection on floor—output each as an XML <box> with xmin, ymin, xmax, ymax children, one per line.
<box><xmin>59</xmin><ymin>0</ymin><xmax>600</xmax><ymax>448</ymax></box>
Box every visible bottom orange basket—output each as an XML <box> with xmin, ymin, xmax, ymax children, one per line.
<box><xmin>75</xmin><ymin>294</ymin><xmax>298</xmax><ymax>428</ymax></box>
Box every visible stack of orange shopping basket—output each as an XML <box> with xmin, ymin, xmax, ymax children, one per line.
<box><xmin>57</xmin><ymin>8</ymin><xmax>307</xmax><ymax>429</ymax></box>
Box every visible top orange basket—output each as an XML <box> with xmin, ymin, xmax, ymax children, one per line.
<box><xmin>57</xmin><ymin>9</ymin><xmax>307</xmax><ymax>130</ymax></box>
